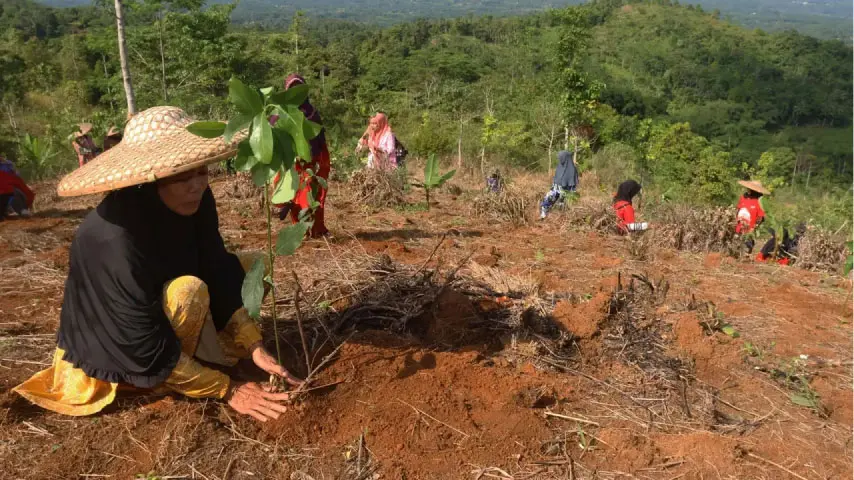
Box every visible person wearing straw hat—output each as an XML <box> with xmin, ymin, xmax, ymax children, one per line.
<box><xmin>71</xmin><ymin>123</ymin><xmax>101</xmax><ymax>167</ymax></box>
<box><xmin>103</xmin><ymin>125</ymin><xmax>123</xmax><ymax>152</ymax></box>
<box><xmin>734</xmin><ymin>180</ymin><xmax>769</xmax><ymax>235</ymax></box>
<box><xmin>14</xmin><ymin>106</ymin><xmax>301</xmax><ymax>422</ymax></box>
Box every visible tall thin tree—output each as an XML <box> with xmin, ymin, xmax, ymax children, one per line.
<box><xmin>114</xmin><ymin>0</ymin><xmax>137</xmax><ymax>116</ymax></box>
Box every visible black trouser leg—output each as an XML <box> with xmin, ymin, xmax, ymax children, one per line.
<box><xmin>0</xmin><ymin>194</ymin><xmax>11</xmax><ymax>221</ymax></box>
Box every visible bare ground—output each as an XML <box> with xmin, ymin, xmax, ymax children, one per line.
<box><xmin>0</xmin><ymin>172</ymin><xmax>851</xmax><ymax>479</ymax></box>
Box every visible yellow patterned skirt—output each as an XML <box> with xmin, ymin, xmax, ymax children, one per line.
<box><xmin>13</xmin><ymin>252</ymin><xmax>266</xmax><ymax>416</ymax></box>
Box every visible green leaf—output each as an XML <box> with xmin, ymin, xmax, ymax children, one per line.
<box><xmin>272</xmin><ymin>127</ymin><xmax>296</xmax><ymax>170</ymax></box>
<box><xmin>721</xmin><ymin>325</ymin><xmax>739</xmax><ymax>338</ymax></box>
<box><xmin>229</xmin><ymin>77</ymin><xmax>263</xmax><ymax>116</ymax></box>
<box><xmin>260</xmin><ymin>86</ymin><xmax>273</xmax><ymax>97</ymax></box>
<box><xmin>270</xmin><ymin>84</ymin><xmax>309</xmax><ymax>107</ymax></box>
<box><xmin>307</xmin><ymin>187</ymin><xmax>319</xmax><ymax>209</ymax></box>
<box><xmin>424</xmin><ymin>154</ymin><xmax>437</xmax><ymax>186</ymax></box>
<box><xmin>241</xmin><ymin>258</ymin><xmax>265</xmax><ymax>319</ymax></box>
<box><xmin>844</xmin><ymin>256</ymin><xmax>853</xmax><ymax>276</ymax></box>
<box><xmin>439</xmin><ymin>169</ymin><xmax>457</xmax><ymax>184</ymax></box>
<box><xmin>250</xmin><ymin>160</ymin><xmax>279</xmax><ymax>187</ymax></box>
<box><xmin>276</xmin><ymin>222</ymin><xmax>310</xmax><ymax>256</ymax></box>
<box><xmin>790</xmin><ymin>393</ymin><xmax>817</xmax><ymax>408</ymax></box>
<box><xmin>284</xmin><ymin>105</ymin><xmax>312</xmax><ymax>160</ymax></box>
<box><xmin>315</xmin><ymin>176</ymin><xmax>328</xmax><ymax>189</ymax></box>
<box><xmin>186</xmin><ymin>121</ymin><xmax>226</xmax><ymax>138</ymax></box>
<box><xmin>233</xmin><ymin>142</ymin><xmax>257</xmax><ymax>172</ymax></box>
<box><xmin>272</xmin><ymin>168</ymin><xmax>298</xmax><ymax>204</ymax></box>
<box><xmin>250</xmin><ymin>113</ymin><xmax>274</xmax><ymax>164</ymax></box>
<box><xmin>224</xmin><ymin>113</ymin><xmax>252</xmax><ymax>144</ymax></box>
<box><xmin>303</xmin><ymin>119</ymin><xmax>322</xmax><ymax>140</ymax></box>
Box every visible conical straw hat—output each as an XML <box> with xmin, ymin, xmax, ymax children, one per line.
<box><xmin>74</xmin><ymin>123</ymin><xmax>93</xmax><ymax>138</ymax></box>
<box><xmin>737</xmin><ymin>180</ymin><xmax>770</xmax><ymax>195</ymax></box>
<box><xmin>58</xmin><ymin>106</ymin><xmax>240</xmax><ymax>197</ymax></box>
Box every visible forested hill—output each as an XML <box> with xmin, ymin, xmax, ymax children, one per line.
<box><xmin>35</xmin><ymin>0</ymin><xmax>854</xmax><ymax>41</ymax></box>
<box><xmin>1</xmin><ymin>0</ymin><xmax>852</xmax><ymax>227</ymax></box>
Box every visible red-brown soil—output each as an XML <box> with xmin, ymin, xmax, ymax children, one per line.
<box><xmin>0</xmin><ymin>173</ymin><xmax>851</xmax><ymax>479</ymax></box>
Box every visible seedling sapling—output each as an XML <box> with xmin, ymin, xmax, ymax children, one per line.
<box><xmin>188</xmin><ymin>76</ymin><xmax>322</xmax><ymax>385</ymax></box>
<box><xmin>420</xmin><ymin>153</ymin><xmax>456</xmax><ymax>211</ymax></box>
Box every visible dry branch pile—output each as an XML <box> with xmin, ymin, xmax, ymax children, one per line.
<box><xmin>346</xmin><ymin>169</ymin><xmax>407</xmax><ymax>208</ymax></box>
<box><xmin>272</xmin><ymin>252</ymin><xmax>574</xmax><ymax>371</ymax></box>
<box><xmin>603</xmin><ymin>273</ymin><xmax>686</xmax><ymax>383</ymax></box>
<box><xmin>562</xmin><ymin>197</ymin><xmax>617</xmax><ymax>233</ymax></box>
<box><xmin>647</xmin><ymin>203</ymin><xmax>739</xmax><ymax>253</ymax></box>
<box><xmin>565</xmin><ymin>200</ymin><xmax>740</xmax><ymax>254</ymax></box>
<box><xmin>471</xmin><ymin>185</ymin><xmax>537</xmax><ymax>225</ymax></box>
<box><xmin>795</xmin><ymin>230</ymin><xmax>848</xmax><ymax>272</ymax></box>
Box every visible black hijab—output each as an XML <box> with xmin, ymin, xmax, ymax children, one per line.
<box><xmin>56</xmin><ymin>184</ymin><xmax>245</xmax><ymax>388</ymax></box>
<box><xmin>553</xmin><ymin>150</ymin><xmax>578</xmax><ymax>190</ymax></box>
<box><xmin>614</xmin><ymin>180</ymin><xmax>642</xmax><ymax>203</ymax></box>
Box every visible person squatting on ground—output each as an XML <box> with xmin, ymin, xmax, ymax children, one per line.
<box><xmin>734</xmin><ymin>180</ymin><xmax>769</xmax><ymax>253</ymax></box>
<box><xmin>0</xmin><ymin>154</ymin><xmax>35</xmax><ymax>220</ymax></box>
<box><xmin>486</xmin><ymin>171</ymin><xmax>502</xmax><ymax>193</ymax></box>
<box><xmin>613</xmin><ymin>180</ymin><xmax>648</xmax><ymax>234</ymax></box>
<box><xmin>71</xmin><ymin>123</ymin><xmax>101</xmax><ymax>167</ymax></box>
<box><xmin>356</xmin><ymin>112</ymin><xmax>398</xmax><ymax>170</ymax></box>
<box><xmin>14</xmin><ymin>107</ymin><xmax>302</xmax><ymax>422</ymax></box>
<box><xmin>756</xmin><ymin>222</ymin><xmax>807</xmax><ymax>265</ymax></box>
<box><xmin>270</xmin><ymin>73</ymin><xmax>330</xmax><ymax>238</ymax></box>
<box><xmin>540</xmin><ymin>150</ymin><xmax>579</xmax><ymax>219</ymax></box>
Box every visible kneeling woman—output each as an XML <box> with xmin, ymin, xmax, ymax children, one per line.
<box><xmin>613</xmin><ymin>180</ymin><xmax>648</xmax><ymax>234</ymax></box>
<box><xmin>14</xmin><ymin>107</ymin><xmax>300</xmax><ymax>422</ymax></box>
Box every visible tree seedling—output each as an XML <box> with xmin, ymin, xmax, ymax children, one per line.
<box><xmin>699</xmin><ymin>305</ymin><xmax>739</xmax><ymax>338</ymax></box>
<box><xmin>188</xmin><ymin>76</ymin><xmax>321</xmax><ymax>379</ymax></box>
<box><xmin>420</xmin><ymin>153</ymin><xmax>456</xmax><ymax>211</ymax></box>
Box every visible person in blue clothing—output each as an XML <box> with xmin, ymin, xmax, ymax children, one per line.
<box><xmin>540</xmin><ymin>150</ymin><xmax>579</xmax><ymax>219</ymax></box>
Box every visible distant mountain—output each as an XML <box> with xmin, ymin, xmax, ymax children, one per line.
<box><xmin>35</xmin><ymin>0</ymin><xmax>852</xmax><ymax>40</ymax></box>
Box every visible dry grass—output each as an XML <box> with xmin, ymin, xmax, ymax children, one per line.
<box><xmin>346</xmin><ymin>169</ymin><xmax>407</xmax><ymax>208</ymax></box>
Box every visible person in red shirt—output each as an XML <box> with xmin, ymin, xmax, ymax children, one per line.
<box><xmin>613</xmin><ymin>180</ymin><xmax>648</xmax><ymax>234</ymax></box>
<box><xmin>734</xmin><ymin>180</ymin><xmax>769</xmax><ymax>234</ymax></box>
<box><xmin>0</xmin><ymin>170</ymin><xmax>35</xmax><ymax>221</ymax></box>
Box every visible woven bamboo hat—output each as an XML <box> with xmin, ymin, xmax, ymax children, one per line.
<box><xmin>737</xmin><ymin>180</ymin><xmax>770</xmax><ymax>195</ymax></box>
<box><xmin>57</xmin><ymin>106</ymin><xmax>240</xmax><ymax>197</ymax></box>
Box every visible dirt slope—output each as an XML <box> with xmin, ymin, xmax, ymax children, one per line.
<box><xmin>0</xmin><ymin>174</ymin><xmax>850</xmax><ymax>479</ymax></box>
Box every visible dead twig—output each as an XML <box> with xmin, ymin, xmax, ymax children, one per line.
<box><xmin>397</xmin><ymin>398</ymin><xmax>469</xmax><ymax>438</ymax></box>
<box><xmin>543</xmin><ymin>412</ymin><xmax>601</xmax><ymax>427</ymax></box>
<box><xmin>291</xmin><ymin>270</ymin><xmax>312</xmax><ymax>373</ymax></box>
<box><xmin>289</xmin><ymin>333</ymin><xmax>354</xmax><ymax>401</ymax></box>
<box><xmin>414</xmin><ymin>232</ymin><xmax>447</xmax><ymax>276</ymax></box>
<box><xmin>746</xmin><ymin>452</ymin><xmax>813</xmax><ymax>480</ymax></box>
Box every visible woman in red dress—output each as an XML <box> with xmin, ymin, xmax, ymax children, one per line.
<box><xmin>271</xmin><ymin>74</ymin><xmax>330</xmax><ymax>238</ymax></box>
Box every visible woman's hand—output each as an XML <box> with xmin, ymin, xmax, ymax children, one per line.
<box><xmin>250</xmin><ymin>343</ymin><xmax>302</xmax><ymax>387</ymax></box>
<box><xmin>226</xmin><ymin>381</ymin><xmax>291</xmax><ymax>422</ymax></box>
